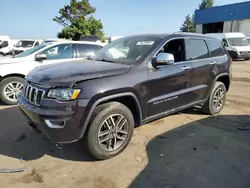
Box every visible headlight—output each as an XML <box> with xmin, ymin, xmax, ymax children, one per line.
<box><xmin>47</xmin><ymin>88</ymin><xmax>81</xmax><ymax>101</ymax></box>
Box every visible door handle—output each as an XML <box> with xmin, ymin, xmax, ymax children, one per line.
<box><xmin>182</xmin><ymin>66</ymin><xmax>191</xmax><ymax>70</ymax></box>
<box><xmin>210</xmin><ymin>61</ymin><xmax>216</xmax><ymax>65</ymax></box>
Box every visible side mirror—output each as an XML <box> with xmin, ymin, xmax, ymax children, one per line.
<box><xmin>222</xmin><ymin>42</ymin><xmax>228</xmax><ymax>48</ymax></box>
<box><xmin>35</xmin><ymin>53</ymin><xmax>47</xmax><ymax>61</ymax></box>
<box><xmin>153</xmin><ymin>53</ymin><xmax>175</xmax><ymax>67</ymax></box>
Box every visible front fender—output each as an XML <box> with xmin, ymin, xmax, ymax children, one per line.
<box><xmin>79</xmin><ymin>92</ymin><xmax>142</xmax><ymax>138</ymax></box>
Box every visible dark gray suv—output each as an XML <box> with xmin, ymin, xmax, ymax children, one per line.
<box><xmin>18</xmin><ymin>33</ymin><xmax>232</xmax><ymax>159</ymax></box>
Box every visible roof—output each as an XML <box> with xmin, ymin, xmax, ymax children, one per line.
<box><xmin>194</xmin><ymin>1</ymin><xmax>250</xmax><ymax>25</ymax></box>
<box><xmin>48</xmin><ymin>40</ymin><xmax>106</xmax><ymax>46</ymax></box>
<box><xmin>125</xmin><ymin>34</ymin><xmax>169</xmax><ymax>39</ymax></box>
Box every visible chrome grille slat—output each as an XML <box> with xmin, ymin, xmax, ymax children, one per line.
<box><xmin>23</xmin><ymin>83</ymin><xmax>45</xmax><ymax>106</ymax></box>
<box><xmin>34</xmin><ymin>90</ymin><xmax>38</xmax><ymax>105</ymax></box>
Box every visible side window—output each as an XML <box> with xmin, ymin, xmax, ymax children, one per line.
<box><xmin>186</xmin><ymin>39</ymin><xmax>209</xmax><ymax>60</ymax></box>
<box><xmin>40</xmin><ymin>44</ymin><xmax>73</xmax><ymax>60</ymax></box>
<box><xmin>206</xmin><ymin>40</ymin><xmax>225</xmax><ymax>57</ymax></box>
<box><xmin>34</xmin><ymin>42</ymin><xmax>39</xmax><ymax>46</ymax></box>
<box><xmin>157</xmin><ymin>39</ymin><xmax>186</xmax><ymax>63</ymax></box>
<box><xmin>1</xmin><ymin>41</ymin><xmax>9</xmax><ymax>48</ymax></box>
<box><xmin>78</xmin><ymin>44</ymin><xmax>102</xmax><ymax>57</ymax></box>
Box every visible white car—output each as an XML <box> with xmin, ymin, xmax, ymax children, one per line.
<box><xmin>12</xmin><ymin>39</ymin><xmax>42</xmax><ymax>55</ymax></box>
<box><xmin>0</xmin><ymin>41</ymin><xmax>104</xmax><ymax>105</ymax></box>
<box><xmin>0</xmin><ymin>36</ymin><xmax>17</xmax><ymax>56</ymax></box>
<box><xmin>206</xmin><ymin>32</ymin><xmax>250</xmax><ymax>60</ymax></box>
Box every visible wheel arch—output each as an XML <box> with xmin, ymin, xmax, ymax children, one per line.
<box><xmin>0</xmin><ymin>74</ymin><xmax>25</xmax><ymax>83</ymax></box>
<box><xmin>216</xmin><ymin>73</ymin><xmax>230</xmax><ymax>92</ymax></box>
<box><xmin>80</xmin><ymin>92</ymin><xmax>142</xmax><ymax>138</ymax></box>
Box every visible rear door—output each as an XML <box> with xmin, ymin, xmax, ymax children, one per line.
<box><xmin>186</xmin><ymin>38</ymin><xmax>213</xmax><ymax>103</ymax></box>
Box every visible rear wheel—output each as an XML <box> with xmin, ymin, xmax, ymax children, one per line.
<box><xmin>86</xmin><ymin>102</ymin><xmax>134</xmax><ymax>160</ymax></box>
<box><xmin>0</xmin><ymin>77</ymin><xmax>25</xmax><ymax>105</ymax></box>
<box><xmin>244</xmin><ymin>58</ymin><xmax>250</xmax><ymax>60</ymax></box>
<box><xmin>201</xmin><ymin>81</ymin><xmax>226</xmax><ymax>115</ymax></box>
<box><xmin>0</xmin><ymin>52</ymin><xmax>4</xmax><ymax>57</ymax></box>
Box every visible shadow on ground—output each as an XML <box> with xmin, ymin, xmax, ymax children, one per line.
<box><xmin>0</xmin><ymin>106</ymin><xmax>94</xmax><ymax>162</ymax></box>
<box><xmin>130</xmin><ymin>114</ymin><xmax>250</xmax><ymax>188</ymax></box>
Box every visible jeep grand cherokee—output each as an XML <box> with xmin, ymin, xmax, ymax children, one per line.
<box><xmin>18</xmin><ymin>33</ymin><xmax>232</xmax><ymax>159</ymax></box>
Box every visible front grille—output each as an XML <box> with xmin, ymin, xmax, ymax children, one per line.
<box><xmin>23</xmin><ymin>83</ymin><xmax>45</xmax><ymax>106</ymax></box>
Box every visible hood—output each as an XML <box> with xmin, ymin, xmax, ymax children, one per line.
<box><xmin>0</xmin><ymin>56</ymin><xmax>28</xmax><ymax>64</ymax></box>
<box><xmin>233</xmin><ymin>45</ymin><xmax>250</xmax><ymax>51</ymax></box>
<box><xmin>26</xmin><ymin>59</ymin><xmax>131</xmax><ymax>87</ymax></box>
<box><xmin>14</xmin><ymin>47</ymin><xmax>30</xmax><ymax>51</ymax></box>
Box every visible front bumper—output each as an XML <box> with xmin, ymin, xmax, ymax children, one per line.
<box><xmin>18</xmin><ymin>93</ymin><xmax>89</xmax><ymax>143</ymax></box>
<box><xmin>228</xmin><ymin>50</ymin><xmax>250</xmax><ymax>59</ymax></box>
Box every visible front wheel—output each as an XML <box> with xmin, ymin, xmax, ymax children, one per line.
<box><xmin>201</xmin><ymin>81</ymin><xmax>227</xmax><ymax>115</ymax></box>
<box><xmin>0</xmin><ymin>77</ymin><xmax>25</xmax><ymax>105</ymax></box>
<box><xmin>86</xmin><ymin>102</ymin><xmax>134</xmax><ymax>160</ymax></box>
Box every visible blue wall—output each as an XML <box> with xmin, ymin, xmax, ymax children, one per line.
<box><xmin>194</xmin><ymin>1</ymin><xmax>250</xmax><ymax>25</ymax></box>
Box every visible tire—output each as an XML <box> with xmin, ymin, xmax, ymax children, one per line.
<box><xmin>201</xmin><ymin>81</ymin><xmax>227</xmax><ymax>115</ymax></box>
<box><xmin>0</xmin><ymin>52</ymin><xmax>4</xmax><ymax>57</ymax></box>
<box><xmin>244</xmin><ymin>58</ymin><xmax>250</xmax><ymax>60</ymax></box>
<box><xmin>86</xmin><ymin>102</ymin><xmax>134</xmax><ymax>160</ymax></box>
<box><xmin>0</xmin><ymin>77</ymin><xmax>25</xmax><ymax>105</ymax></box>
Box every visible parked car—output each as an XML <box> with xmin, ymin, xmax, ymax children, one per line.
<box><xmin>206</xmin><ymin>32</ymin><xmax>250</xmax><ymax>60</ymax></box>
<box><xmin>12</xmin><ymin>39</ymin><xmax>43</xmax><ymax>55</ymax></box>
<box><xmin>18</xmin><ymin>33</ymin><xmax>232</xmax><ymax>159</ymax></box>
<box><xmin>0</xmin><ymin>36</ymin><xmax>17</xmax><ymax>56</ymax></box>
<box><xmin>0</xmin><ymin>41</ymin><xmax>104</xmax><ymax>105</ymax></box>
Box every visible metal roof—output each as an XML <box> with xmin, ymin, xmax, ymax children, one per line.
<box><xmin>194</xmin><ymin>1</ymin><xmax>250</xmax><ymax>25</ymax></box>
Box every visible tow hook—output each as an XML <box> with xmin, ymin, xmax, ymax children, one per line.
<box><xmin>28</xmin><ymin>121</ymin><xmax>41</xmax><ymax>133</ymax></box>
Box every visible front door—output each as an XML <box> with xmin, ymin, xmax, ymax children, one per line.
<box><xmin>146</xmin><ymin>38</ymin><xmax>193</xmax><ymax>117</ymax></box>
<box><xmin>35</xmin><ymin>43</ymin><xmax>77</xmax><ymax>66</ymax></box>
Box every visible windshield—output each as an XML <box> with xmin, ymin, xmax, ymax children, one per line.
<box><xmin>15</xmin><ymin>44</ymin><xmax>48</xmax><ymax>58</ymax></box>
<box><xmin>227</xmin><ymin>37</ymin><xmax>249</xmax><ymax>46</ymax></box>
<box><xmin>91</xmin><ymin>36</ymin><xmax>161</xmax><ymax>64</ymax></box>
<box><xmin>16</xmin><ymin>40</ymin><xmax>35</xmax><ymax>48</ymax></box>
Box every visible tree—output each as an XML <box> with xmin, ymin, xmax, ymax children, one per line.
<box><xmin>180</xmin><ymin>0</ymin><xmax>215</xmax><ymax>32</ymax></box>
<box><xmin>198</xmin><ymin>0</ymin><xmax>215</xmax><ymax>9</ymax></box>
<box><xmin>53</xmin><ymin>0</ymin><xmax>105</xmax><ymax>41</ymax></box>
<box><xmin>180</xmin><ymin>14</ymin><xmax>195</xmax><ymax>32</ymax></box>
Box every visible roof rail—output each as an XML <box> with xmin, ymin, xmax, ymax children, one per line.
<box><xmin>173</xmin><ymin>32</ymin><xmax>204</xmax><ymax>36</ymax></box>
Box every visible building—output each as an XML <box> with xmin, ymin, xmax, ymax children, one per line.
<box><xmin>194</xmin><ymin>1</ymin><xmax>250</xmax><ymax>36</ymax></box>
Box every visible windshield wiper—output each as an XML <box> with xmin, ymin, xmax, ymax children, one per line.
<box><xmin>95</xmin><ymin>58</ymin><xmax>116</xmax><ymax>63</ymax></box>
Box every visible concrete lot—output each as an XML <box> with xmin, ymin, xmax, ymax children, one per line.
<box><xmin>0</xmin><ymin>61</ymin><xmax>250</xmax><ymax>188</ymax></box>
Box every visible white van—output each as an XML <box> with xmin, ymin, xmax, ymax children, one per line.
<box><xmin>12</xmin><ymin>39</ymin><xmax>41</xmax><ymax>55</ymax></box>
<box><xmin>0</xmin><ymin>36</ymin><xmax>15</xmax><ymax>56</ymax></box>
<box><xmin>206</xmin><ymin>32</ymin><xmax>250</xmax><ymax>60</ymax></box>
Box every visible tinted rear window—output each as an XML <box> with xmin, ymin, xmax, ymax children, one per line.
<box><xmin>186</xmin><ymin>39</ymin><xmax>209</xmax><ymax>60</ymax></box>
<box><xmin>206</xmin><ymin>40</ymin><xmax>225</xmax><ymax>57</ymax></box>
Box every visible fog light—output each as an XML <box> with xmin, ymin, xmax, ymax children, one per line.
<box><xmin>44</xmin><ymin>120</ymin><xmax>66</xmax><ymax>129</ymax></box>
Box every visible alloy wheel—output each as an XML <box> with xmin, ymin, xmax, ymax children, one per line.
<box><xmin>98</xmin><ymin>114</ymin><xmax>129</xmax><ymax>151</ymax></box>
<box><xmin>212</xmin><ymin>87</ymin><xmax>225</xmax><ymax>111</ymax></box>
<box><xmin>3</xmin><ymin>82</ymin><xmax>23</xmax><ymax>102</ymax></box>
